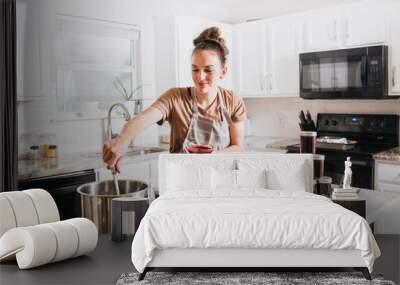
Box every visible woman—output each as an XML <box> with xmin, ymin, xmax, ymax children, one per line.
<box><xmin>103</xmin><ymin>26</ymin><xmax>247</xmax><ymax>172</ymax></box>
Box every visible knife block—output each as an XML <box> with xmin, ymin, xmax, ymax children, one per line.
<box><xmin>299</xmin><ymin>121</ymin><xmax>316</xmax><ymax>131</ymax></box>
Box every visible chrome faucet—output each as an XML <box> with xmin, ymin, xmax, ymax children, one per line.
<box><xmin>106</xmin><ymin>103</ymin><xmax>131</xmax><ymax>196</ymax></box>
<box><xmin>106</xmin><ymin>103</ymin><xmax>132</xmax><ymax>140</ymax></box>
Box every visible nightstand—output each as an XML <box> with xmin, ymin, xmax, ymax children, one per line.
<box><xmin>332</xmin><ymin>199</ymin><xmax>366</xmax><ymax>219</ymax></box>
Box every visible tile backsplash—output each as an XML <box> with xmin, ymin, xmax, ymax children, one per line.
<box><xmin>245</xmin><ymin>97</ymin><xmax>400</xmax><ymax>142</ymax></box>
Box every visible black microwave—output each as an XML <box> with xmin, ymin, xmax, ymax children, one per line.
<box><xmin>300</xmin><ymin>45</ymin><xmax>391</xmax><ymax>99</ymax></box>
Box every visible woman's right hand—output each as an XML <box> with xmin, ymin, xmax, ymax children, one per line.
<box><xmin>102</xmin><ymin>136</ymin><xmax>131</xmax><ymax>173</ymax></box>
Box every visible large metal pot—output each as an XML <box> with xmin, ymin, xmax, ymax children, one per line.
<box><xmin>77</xmin><ymin>180</ymin><xmax>147</xmax><ymax>233</ymax></box>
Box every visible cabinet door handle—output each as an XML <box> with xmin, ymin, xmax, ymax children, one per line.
<box><xmin>392</xmin><ymin>66</ymin><xmax>397</xmax><ymax>88</ymax></box>
<box><xmin>268</xmin><ymin>74</ymin><xmax>273</xmax><ymax>91</ymax></box>
<box><xmin>333</xmin><ymin>20</ymin><xmax>337</xmax><ymax>40</ymax></box>
<box><xmin>351</xmin><ymin>160</ymin><xmax>368</xmax><ymax>166</ymax></box>
<box><xmin>329</xmin><ymin>20</ymin><xmax>336</xmax><ymax>40</ymax></box>
<box><xmin>269</xmin><ymin>74</ymin><xmax>272</xmax><ymax>91</ymax></box>
<box><xmin>260</xmin><ymin>75</ymin><xmax>265</xmax><ymax>91</ymax></box>
<box><xmin>345</xmin><ymin>18</ymin><xmax>350</xmax><ymax>39</ymax></box>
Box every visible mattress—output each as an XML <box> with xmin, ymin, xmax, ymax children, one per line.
<box><xmin>131</xmin><ymin>190</ymin><xmax>380</xmax><ymax>273</ymax></box>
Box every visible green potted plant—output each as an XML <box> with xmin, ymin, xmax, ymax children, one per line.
<box><xmin>112</xmin><ymin>77</ymin><xmax>144</xmax><ymax>115</ymax></box>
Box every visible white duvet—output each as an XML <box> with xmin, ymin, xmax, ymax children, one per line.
<box><xmin>131</xmin><ymin>190</ymin><xmax>380</xmax><ymax>273</ymax></box>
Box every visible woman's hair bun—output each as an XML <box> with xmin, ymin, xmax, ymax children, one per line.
<box><xmin>192</xmin><ymin>26</ymin><xmax>229</xmax><ymax>65</ymax></box>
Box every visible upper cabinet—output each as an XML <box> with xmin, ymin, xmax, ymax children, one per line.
<box><xmin>232</xmin><ymin>0</ymin><xmax>396</xmax><ymax>98</ymax></box>
<box><xmin>266</xmin><ymin>15</ymin><xmax>303</xmax><ymax>97</ymax></box>
<box><xmin>154</xmin><ymin>16</ymin><xmax>233</xmax><ymax>96</ymax></box>
<box><xmin>233</xmin><ymin>21</ymin><xmax>267</xmax><ymax>97</ymax></box>
<box><xmin>341</xmin><ymin>1</ymin><xmax>386</xmax><ymax>47</ymax></box>
<box><xmin>234</xmin><ymin>15</ymin><xmax>303</xmax><ymax>98</ymax></box>
<box><xmin>303</xmin><ymin>0</ymin><xmax>386</xmax><ymax>52</ymax></box>
<box><xmin>302</xmin><ymin>7</ymin><xmax>341</xmax><ymax>52</ymax></box>
<box><xmin>387</xmin><ymin>0</ymin><xmax>400</xmax><ymax>94</ymax></box>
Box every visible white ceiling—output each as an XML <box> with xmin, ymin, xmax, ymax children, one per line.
<box><xmin>151</xmin><ymin>0</ymin><xmax>365</xmax><ymax>23</ymax></box>
<box><xmin>227</xmin><ymin>0</ymin><xmax>364</xmax><ymax>23</ymax></box>
<box><xmin>48</xmin><ymin>0</ymin><xmax>366</xmax><ymax>25</ymax></box>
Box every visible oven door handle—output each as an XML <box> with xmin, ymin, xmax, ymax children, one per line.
<box><xmin>350</xmin><ymin>160</ymin><xmax>369</xmax><ymax>166</ymax></box>
<box><xmin>361</xmin><ymin>57</ymin><xmax>367</xmax><ymax>87</ymax></box>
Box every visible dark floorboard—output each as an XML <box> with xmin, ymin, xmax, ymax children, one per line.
<box><xmin>0</xmin><ymin>234</ymin><xmax>399</xmax><ymax>285</ymax></box>
<box><xmin>0</xmin><ymin>235</ymin><xmax>134</xmax><ymax>285</ymax></box>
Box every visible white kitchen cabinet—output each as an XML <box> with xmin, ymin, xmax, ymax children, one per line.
<box><xmin>234</xmin><ymin>15</ymin><xmax>302</xmax><ymax>98</ymax></box>
<box><xmin>154</xmin><ymin>16</ymin><xmax>233</xmax><ymax>96</ymax></box>
<box><xmin>388</xmin><ymin>0</ymin><xmax>400</xmax><ymax>94</ymax></box>
<box><xmin>265</xmin><ymin>15</ymin><xmax>303</xmax><ymax>97</ymax></box>
<box><xmin>374</xmin><ymin>160</ymin><xmax>400</xmax><ymax>234</ymax></box>
<box><xmin>341</xmin><ymin>1</ymin><xmax>386</xmax><ymax>47</ymax></box>
<box><xmin>16</xmin><ymin>0</ymin><xmax>47</xmax><ymax>101</ymax></box>
<box><xmin>96</xmin><ymin>161</ymin><xmax>149</xmax><ymax>184</ymax></box>
<box><xmin>234</xmin><ymin>21</ymin><xmax>267</xmax><ymax>97</ymax></box>
<box><xmin>96</xmin><ymin>157</ymin><xmax>160</xmax><ymax>191</ymax></box>
<box><xmin>302</xmin><ymin>7</ymin><xmax>341</xmax><ymax>52</ymax></box>
<box><xmin>375</xmin><ymin>161</ymin><xmax>400</xmax><ymax>193</ymax></box>
<box><xmin>149</xmin><ymin>159</ymin><xmax>159</xmax><ymax>191</ymax></box>
<box><xmin>303</xmin><ymin>0</ymin><xmax>386</xmax><ymax>51</ymax></box>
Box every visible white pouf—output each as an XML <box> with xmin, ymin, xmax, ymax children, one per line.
<box><xmin>0</xmin><ymin>196</ymin><xmax>17</xmax><ymax>237</ymax></box>
<box><xmin>24</xmin><ymin>188</ymin><xmax>60</xmax><ymax>223</ymax></box>
<box><xmin>0</xmin><ymin>189</ymin><xmax>98</xmax><ymax>269</ymax></box>
<box><xmin>1</xmin><ymin>191</ymin><xmax>39</xmax><ymax>227</ymax></box>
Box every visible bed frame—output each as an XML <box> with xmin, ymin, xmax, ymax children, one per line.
<box><xmin>138</xmin><ymin>248</ymin><xmax>371</xmax><ymax>280</ymax></box>
<box><xmin>137</xmin><ymin>154</ymin><xmax>372</xmax><ymax>281</ymax></box>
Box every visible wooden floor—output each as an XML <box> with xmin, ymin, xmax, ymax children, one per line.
<box><xmin>0</xmin><ymin>235</ymin><xmax>398</xmax><ymax>285</ymax></box>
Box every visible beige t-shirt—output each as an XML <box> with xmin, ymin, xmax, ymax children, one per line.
<box><xmin>150</xmin><ymin>87</ymin><xmax>247</xmax><ymax>153</ymax></box>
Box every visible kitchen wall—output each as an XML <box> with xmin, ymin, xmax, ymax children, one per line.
<box><xmin>19</xmin><ymin>0</ymin><xmax>391</xmax><ymax>155</ymax></box>
<box><xmin>18</xmin><ymin>0</ymin><xmax>239</xmax><ymax>154</ymax></box>
<box><xmin>245</xmin><ymin>98</ymin><xmax>400</xmax><ymax>140</ymax></box>
<box><xmin>18</xmin><ymin>0</ymin><xmax>159</xmax><ymax>154</ymax></box>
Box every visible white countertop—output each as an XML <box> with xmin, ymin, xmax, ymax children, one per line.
<box><xmin>245</xmin><ymin>136</ymin><xmax>298</xmax><ymax>152</ymax></box>
<box><xmin>18</xmin><ymin>137</ymin><xmax>298</xmax><ymax>180</ymax></box>
<box><xmin>18</xmin><ymin>146</ymin><xmax>168</xmax><ymax>180</ymax></box>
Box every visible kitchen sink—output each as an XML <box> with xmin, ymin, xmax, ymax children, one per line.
<box><xmin>126</xmin><ymin>146</ymin><xmax>166</xmax><ymax>155</ymax></box>
<box><xmin>82</xmin><ymin>146</ymin><xmax>166</xmax><ymax>158</ymax></box>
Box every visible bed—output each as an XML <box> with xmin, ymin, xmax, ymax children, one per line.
<box><xmin>131</xmin><ymin>153</ymin><xmax>380</xmax><ymax>281</ymax></box>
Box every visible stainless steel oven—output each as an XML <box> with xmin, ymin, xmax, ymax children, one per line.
<box><xmin>300</xmin><ymin>45</ymin><xmax>391</xmax><ymax>99</ymax></box>
<box><xmin>321</xmin><ymin>151</ymin><xmax>375</xmax><ymax>189</ymax></box>
<box><xmin>287</xmin><ymin>113</ymin><xmax>399</xmax><ymax>189</ymax></box>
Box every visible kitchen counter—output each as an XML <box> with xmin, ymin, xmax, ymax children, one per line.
<box><xmin>373</xmin><ymin>147</ymin><xmax>400</xmax><ymax>162</ymax></box>
<box><xmin>18</xmin><ymin>146</ymin><xmax>169</xmax><ymax>180</ymax></box>
<box><xmin>18</xmin><ymin>138</ymin><xmax>299</xmax><ymax>180</ymax></box>
<box><xmin>245</xmin><ymin>136</ymin><xmax>298</xmax><ymax>152</ymax></box>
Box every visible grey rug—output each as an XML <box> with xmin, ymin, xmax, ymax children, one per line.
<box><xmin>116</xmin><ymin>271</ymin><xmax>396</xmax><ymax>285</ymax></box>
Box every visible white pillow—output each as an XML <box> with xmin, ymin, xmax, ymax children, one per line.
<box><xmin>167</xmin><ymin>162</ymin><xmax>212</xmax><ymax>191</ymax></box>
<box><xmin>266</xmin><ymin>161</ymin><xmax>307</xmax><ymax>191</ymax></box>
<box><xmin>237</xmin><ymin>169</ymin><xmax>267</xmax><ymax>189</ymax></box>
<box><xmin>211</xmin><ymin>168</ymin><xmax>236</xmax><ymax>190</ymax></box>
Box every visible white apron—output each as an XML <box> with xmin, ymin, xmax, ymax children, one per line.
<box><xmin>182</xmin><ymin>87</ymin><xmax>231</xmax><ymax>152</ymax></box>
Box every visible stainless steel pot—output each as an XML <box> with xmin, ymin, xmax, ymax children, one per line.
<box><xmin>77</xmin><ymin>180</ymin><xmax>147</xmax><ymax>233</ymax></box>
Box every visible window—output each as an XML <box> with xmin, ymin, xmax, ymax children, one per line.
<box><xmin>56</xmin><ymin>15</ymin><xmax>140</xmax><ymax>117</ymax></box>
